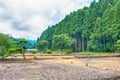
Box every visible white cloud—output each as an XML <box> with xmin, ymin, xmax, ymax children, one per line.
<box><xmin>0</xmin><ymin>0</ymin><xmax>93</xmax><ymax>40</ymax></box>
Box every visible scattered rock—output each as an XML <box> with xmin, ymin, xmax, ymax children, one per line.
<box><xmin>7</xmin><ymin>66</ymin><xmax>10</xmax><ymax>68</ymax></box>
<box><xmin>71</xmin><ymin>61</ymin><xmax>73</xmax><ymax>64</ymax></box>
<box><xmin>102</xmin><ymin>67</ymin><xmax>108</xmax><ymax>70</ymax></box>
<box><xmin>86</xmin><ymin>63</ymin><xmax>89</xmax><ymax>67</ymax></box>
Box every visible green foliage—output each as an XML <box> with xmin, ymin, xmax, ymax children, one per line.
<box><xmin>31</xmin><ymin>50</ymin><xmax>38</xmax><ymax>54</ymax></box>
<box><xmin>36</xmin><ymin>40</ymin><xmax>48</xmax><ymax>52</ymax></box>
<box><xmin>0</xmin><ymin>34</ymin><xmax>12</xmax><ymax>49</ymax></box>
<box><xmin>12</xmin><ymin>38</ymin><xmax>28</xmax><ymax>59</ymax></box>
<box><xmin>0</xmin><ymin>46</ymin><xmax>7</xmax><ymax>57</ymax></box>
<box><xmin>2</xmin><ymin>53</ymin><xmax>11</xmax><ymax>59</ymax></box>
<box><xmin>116</xmin><ymin>40</ymin><xmax>120</xmax><ymax>52</ymax></box>
<box><xmin>37</xmin><ymin>0</ymin><xmax>120</xmax><ymax>53</ymax></box>
<box><xmin>89</xmin><ymin>0</ymin><xmax>120</xmax><ymax>52</ymax></box>
<box><xmin>0</xmin><ymin>33</ymin><xmax>12</xmax><ymax>58</ymax></box>
<box><xmin>0</xmin><ymin>34</ymin><xmax>29</xmax><ymax>59</ymax></box>
<box><xmin>64</xmin><ymin>49</ymin><xmax>73</xmax><ymax>54</ymax></box>
<box><xmin>8</xmin><ymin>47</ymin><xmax>21</xmax><ymax>53</ymax></box>
<box><xmin>18</xmin><ymin>38</ymin><xmax>28</xmax><ymax>43</ymax></box>
<box><xmin>12</xmin><ymin>39</ymin><xmax>28</xmax><ymax>52</ymax></box>
<box><xmin>52</xmin><ymin>34</ymin><xmax>74</xmax><ymax>50</ymax></box>
<box><xmin>46</xmin><ymin>49</ymin><xmax>53</xmax><ymax>54</ymax></box>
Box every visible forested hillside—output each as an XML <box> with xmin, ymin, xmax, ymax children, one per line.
<box><xmin>37</xmin><ymin>0</ymin><xmax>120</xmax><ymax>52</ymax></box>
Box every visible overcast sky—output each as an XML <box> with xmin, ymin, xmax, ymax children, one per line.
<box><xmin>0</xmin><ymin>0</ymin><xmax>94</xmax><ymax>40</ymax></box>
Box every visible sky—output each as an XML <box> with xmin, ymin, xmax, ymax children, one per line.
<box><xmin>0</xmin><ymin>0</ymin><xmax>94</xmax><ymax>40</ymax></box>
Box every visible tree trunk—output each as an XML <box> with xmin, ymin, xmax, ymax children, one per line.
<box><xmin>78</xmin><ymin>36</ymin><xmax>80</xmax><ymax>52</ymax></box>
<box><xmin>113</xmin><ymin>39</ymin><xmax>116</xmax><ymax>53</ymax></box>
<box><xmin>22</xmin><ymin>46</ymin><xmax>26</xmax><ymax>60</ymax></box>
<box><xmin>82</xmin><ymin>37</ymin><xmax>84</xmax><ymax>52</ymax></box>
<box><xmin>103</xmin><ymin>39</ymin><xmax>106</xmax><ymax>52</ymax></box>
<box><xmin>78</xmin><ymin>36</ymin><xmax>82</xmax><ymax>52</ymax></box>
<box><xmin>87</xmin><ymin>37</ymin><xmax>89</xmax><ymax>52</ymax></box>
<box><xmin>75</xmin><ymin>36</ymin><xmax>78</xmax><ymax>51</ymax></box>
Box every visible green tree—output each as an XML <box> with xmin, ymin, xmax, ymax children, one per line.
<box><xmin>37</xmin><ymin>0</ymin><xmax>119</xmax><ymax>53</ymax></box>
<box><xmin>36</xmin><ymin>40</ymin><xmax>48</xmax><ymax>52</ymax></box>
<box><xmin>52</xmin><ymin>34</ymin><xmax>74</xmax><ymax>51</ymax></box>
<box><xmin>18</xmin><ymin>38</ymin><xmax>28</xmax><ymax>59</ymax></box>
<box><xmin>10</xmin><ymin>38</ymin><xmax>28</xmax><ymax>60</ymax></box>
<box><xmin>0</xmin><ymin>33</ymin><xmax>12</xmax><ymax>58</ymax></box>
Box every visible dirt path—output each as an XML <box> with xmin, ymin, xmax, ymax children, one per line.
<box><xmin>0</xmin><ymin>60</ymin><xmax>120</xmax><ymax>80</ymax></box>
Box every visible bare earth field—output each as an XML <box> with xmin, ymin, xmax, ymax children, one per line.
<box><xmin>48</xmin><ymin>57</ymin><xmax>120</xmax><ymax>72</ymax></box>
<box><xmin>0</xmin><ymin>54</ymin><xmax>120</xmax><ymax>80</ymax></box>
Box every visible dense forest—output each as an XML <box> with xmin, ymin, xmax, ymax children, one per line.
<box><xmin>37</xmin><ymin>0</ymin><xmax>120</xmax><ymax>53</ymax></box>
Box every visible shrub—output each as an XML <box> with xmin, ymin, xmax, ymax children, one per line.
<box><xmin>46</xmin><ymin>49</ymin><xmax>53</xmax><ymax>54</ymax></box>
<box><xmin>2</xmin><ymin>52</ymin><xmax>12</xmax><ymax>59</ymax></box>
<box><xmin>0</xmin><ymin>46</ymin><xmax>7</xmax><ymax>58</ymax></box>
<box><xmin>31</xmin><ymin>50</ymin><xmax>38</xmax><ymax>54</ymax></box>
<box><xmin>65</xmin><ymin>49</ymin><xmax>73</xmax><ymax>54</ymax></box>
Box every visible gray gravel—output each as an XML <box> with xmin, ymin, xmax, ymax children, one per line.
<box><xmin>0</xmin><ymin>60</ymin><xmax>119</xmax><ymax>80</ymax></box>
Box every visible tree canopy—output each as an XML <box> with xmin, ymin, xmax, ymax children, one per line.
<box><xmin>37</xmin><ymin>0</ymin><xmax>120</xmax><ymax>53</ymax></box>
<box><xmin>36</xmin><ymin>40</ymin><xmax>48</xmax><ymax>52</ymax></box>
<box><xmin>52</xmin><ymin>34</ymin><xmax>74</xmax><ymax>50</ymax></box>
<box><xmin>0</xmin><ymin>33</ymin><xmax>12</xmax><ymax>58</ymax></box>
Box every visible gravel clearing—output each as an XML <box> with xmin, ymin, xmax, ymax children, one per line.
<box><xmin>0</xmin><ymin>60</ymin><xmax>120</xmax><ymax>80</ymax></box>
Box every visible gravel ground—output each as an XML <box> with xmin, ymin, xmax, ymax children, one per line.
<box><xmin>0</xmin><ymin>61</ymin><xmax>120</xmax><ymax>80</ymax></box>
<box><xmin>48</xmin><ymin>58</ymin><xmax>120</xmax><ymax>72</ymax></box>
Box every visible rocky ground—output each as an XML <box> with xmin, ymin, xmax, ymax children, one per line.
<box><xmin>48</xmin><ymin>57</ymin><xmax>120</xmax><ymax>72</ymax></box>
<box><xmin>0</xmin><ymin>60</ymin><xmax>120</xmax><ymax>80</ymax></box>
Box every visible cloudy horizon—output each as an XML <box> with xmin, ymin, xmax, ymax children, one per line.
<box><xmin>0</xmin><ymin>0</ymin><xmax>94</xmax><ymax>40</ymax></box>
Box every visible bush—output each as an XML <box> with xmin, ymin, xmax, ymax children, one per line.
<box><xmin>2</xmin><ymin>53</ymin><xmax>12</xmax><ymax>59</ymax></box>
<box><xmin>0</xmin><ymin>46</ymin><xmax>7</xmax><ymax>57</ymax></box>
<box><xmin>31</xmin><ymin>50</ymin><xmax>38</xmax><ymax>54</ymax></box>
<box><xmin>46</xmin><ymin>49</ymin><xmax>53</xmax><ymax>54</ymax></box>
<box><xmin>65</xmin><ymin>49</ymin><xmax>73</xmax><ymax>54</ymax></box>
